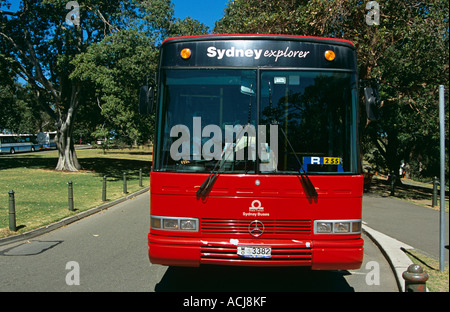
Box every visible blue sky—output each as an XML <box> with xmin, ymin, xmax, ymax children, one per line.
<box><xmin>3</xmin><ymin>0</ymin><xmax>229</xmax><ymax>30</ymax></box>
<box><xmin>172</xmin><ymin>0</ymin><xmax>229</xmax><ymax>31</ymax></box>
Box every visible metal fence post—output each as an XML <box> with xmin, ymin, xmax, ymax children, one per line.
<box><xmin>432</xmin><ymin>176</ymin><xmax>438</xmax><ymax>207</ymax></box>
<box><xmin>102</xmin><ymin>176</ymin><xmax>107</xmax><ymax>201</ymax></box>
<box><xmin>139</xmin><ymin>169</ymin><xmax>143</xmax><ymax>187</ymax></box>
<box><xmin>123</xmin><ymin>172</ymin><xmax>127</xmax><ymax>194</ymax></box>
<box><xmin>68</xmin><ymin>181</ymin><xmax>74</xmax><ymax>211</ymax></box>
<box><xmin>9</xmin><ymin>190</ymin><xmax>16</xmax><ymax>231</ymax></box>
<box><xmin>438</xmin><ymin>85</ymin><xmax>446</xmax><ymax>272</ymax></box>
<box><xmin>390</xmin><ymin>171</ymin><xmax>396</xmax><ymax>196</ymax></box>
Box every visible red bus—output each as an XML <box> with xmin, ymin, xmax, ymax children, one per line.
<box><xmin>145</xmin><ymin>35</ymin><xmax>364</xmax><ymax>270</ymax></box>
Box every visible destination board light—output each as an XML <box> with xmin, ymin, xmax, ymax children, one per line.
<box><xmin>181</xmin><ymin>48</ymin><xmax>191</xmax><ymax>59</ymax></box>
<box><xmin>324</xmin><ymin>50</ymin><xmax>336</xmax><ymax>61</ymax></box>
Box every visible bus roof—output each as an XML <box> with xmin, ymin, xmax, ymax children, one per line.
<box><xmin>162</xmin><ymin>34</ymin><xmax>355</xmax><ymax>49</ymax></box>
<box><xmin>160</xmin><ymin>34</ymin><xmax>357</xmax><ymax>70</ymax></box>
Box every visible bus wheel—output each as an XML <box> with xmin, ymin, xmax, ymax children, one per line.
<box><xmin>10</xmin><ymin>148</ymin><xmax>15</xmax><ymax>154</ymax></box>
<box><xmin>31</xmin><ymin>146</ymin><xmax>35</xmax><ymax>152</ymax></box>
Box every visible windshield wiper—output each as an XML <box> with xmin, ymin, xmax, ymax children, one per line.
<box><xmin>267</xmin><ymin>81</ymin><xmax>318</xmax><ymax>199</ymax></box>
<box><xmin>197</xmin><ymin>124</ymin><xmax>253</xmax><ymax>198</ymax></box>
<box><xmin>196</xmin><ymin>142</ymin><xmax>234</xmax><ymax>198</ymax></box>
<box><xmin>197</xmin><ymin>84</ymin><xmax>255</xmax><ymax>198</ymax></box>
<box><xmin>279</xmin><ymin>126</ymin><xmax>318</xmax><ymax>199</ymax></box>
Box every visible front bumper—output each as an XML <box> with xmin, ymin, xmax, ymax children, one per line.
<box><xmin>148</xmin><ymin>233</ymin><xmax>364</xmax><ymax>270</ymax></box>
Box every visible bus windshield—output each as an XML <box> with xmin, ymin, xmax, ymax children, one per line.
<box><xmin>154</xmin><ymin>68</ymin><xmax>359</xmax><ymax>174</ymax></box>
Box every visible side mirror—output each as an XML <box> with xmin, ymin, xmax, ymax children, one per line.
<box><xmin>139</xmin><ymin>85</ymin><xmax>154</xmax><ymax>115</ymax></box>
<box><xmin>364</xmin><ymin>87</ymin><xmax>380</xmax><ymax>121</ymax></box>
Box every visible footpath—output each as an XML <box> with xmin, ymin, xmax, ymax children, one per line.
<box><xmin>362</xmin><ymin>192</ymin><xmax>449</xmax><ymax>292</ymax></box>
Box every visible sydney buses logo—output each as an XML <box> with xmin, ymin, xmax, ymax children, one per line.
<box><xmin>249</xmin><ymin>200</ymin><xmax>264</xmax><ymax>212</ymax></box>
<box><xmin>243</xmin><ymin>200</ymin><xmax>269</xmax><ymax>217</ymax></box>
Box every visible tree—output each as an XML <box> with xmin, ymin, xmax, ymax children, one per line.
<box><xmin>170</xmin><ymin>16</ymin><xmax>210</xmax><ymax>37</ymax></box>
<box><xmin>215</xmin><ymin>0</ymin><xmax>449</xmax><ymax>180</ymax></box>
<box><xmin>0</xmin><ymin>0</ymin><xmax>158</xmax><ymax>170</ymax></box>
<box><xmin>70</xmin><ymin>2</ymin><xmax>209</xmax><ymax>148</ymax></box>
<box><xmin>1</xmin><ymin>0</ymin><xmax>210</xmax><ymax>169</ymax></box>
<box><xmin>1</xmin><ymin>51</ymin><xmax>53</xmax><ymax>134</ymax></box>
<box><xmin>0</xmin><ymin>57</ymin><xmax>16</xmax><ymax>131</ymax></box>
<box><xmin>71</xmin><ymin>28</ymin><xmax>157</xmax><ymax>146</ymax></box>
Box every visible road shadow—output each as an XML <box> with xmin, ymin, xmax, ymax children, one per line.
<box><xmin>366</xmin><ymin>178</ymin><xmax>448</xmax><ymax>199</ymax></box>
<box><xmin>154</xmin><ymin>265</ymin><xmax>354</xmax><ymax>292</ymax></box>
<box><xmin>79</xmin><ymin>157</ymin><xmax>152</xmax><ymax>180</ymax></box>
<box><xmin>0</xmin><ymin>155</ymin><xmax>152</xmax><ymax>180</ymax></box>
<box><xmin>0</xmin><ymin>156</ymin><xmax>57</xmax><ymax>170</ymax></box>
<box><xmin>0</xmin><ymin>240</ymin><xmax>62</xmax><ymax>256</ymax></box>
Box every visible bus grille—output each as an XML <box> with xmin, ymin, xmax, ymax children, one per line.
<box><xmin>200</xmin><ymin>244</ymin><xmax>312</xmax><ymax>265</ymax></box>
<box><xmin>201</xmin><ymin>219</ymin><xmax>312</xmax><ymax>236</ymax></box>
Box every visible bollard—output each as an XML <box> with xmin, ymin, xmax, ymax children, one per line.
<box><xmin>390</xmin><ymin>171</ymin><xmax>396</xmax><ymax>196</ymax></box>
<box><xmin>432</xmin><ymin>176</ymin><xmax>438</xmax><ymax>207</ymax></box>
<box><xmin>123</xmin><ymin>172</ymin><xmax>127</xmax><ymax>194</ymax></box>
<box><xmin>9</xmin><ymin>190</ymin><xmax>16</xmax><ymax>231</ymax></box>
<box><xmin>68</xmin><ymin>181</ymin><xmax>74</xmax><ymax>211</ymax></box>
<box><xmin>102</xmin><ymin>176</ymin><xmax>107</xmax><ymax>201</ymax></box>
<box><xmin>402</xmin><ymin>264</ymin><xmax>428</xmax><ymax>292</ymax></box>
<box><xmin>139</xmin><ymin>169</ymin><xmax>143</xmax><ymax>187</ymax></box>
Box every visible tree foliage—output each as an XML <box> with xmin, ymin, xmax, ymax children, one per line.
<box><xmin>70</xmin><ymin>0</ymin><xmax>209</xmax><ymax>146</ymax></box>
<box><xmin>215</xmin><ymin>0</ymin><xmax>449</xmax><ymax>181</ymax></box>
<box><xmin>1</xmin><ymin>0</ymin><xmax>208</xmax><ymax>170</ymax></box>
<box><xmin>71</xmin><ymin>28</ymin><xmax>157</xmax><ymax>145</ymax></box>
<box><xmin>1</xmin><ymin>0</ymin><xmax>145</xmax><ymax>170</ymax></box>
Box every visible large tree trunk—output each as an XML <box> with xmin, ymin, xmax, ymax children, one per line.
<box><xmin>55</xmin><ymin>127</ymin><xmax>81</xmax><ymax>171</ymax></box>
<box><xmin>55</xmin><ymin>84</ymin><xmax>82</xmax><ymax>171</ymax></box>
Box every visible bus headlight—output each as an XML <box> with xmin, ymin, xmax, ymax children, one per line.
<box><xmin>163</xmin><ymin>218</ymin><xmax>179</xmax><ymax>230</ymax></box>
<box><xmin>151</xmin><ymin>215</ymin><xmax>198</xmax><ymax>232</ymax></box>
<box><xmin>316</xmin><ymin>222</ymin><xmax>333</xmax><ymax>233</ymax></box>
<box><xmin>314</xmin><ymin>219</ymin><xmax>361</xmax><ymax>234</ymax></box>
<box><xmin>334</xmin><ymin>222</ymin><xmax>350</xmax><ymax>233</ymax></box>
<box><xmin>181</xmin><ymin>219</ymin><xmax>197</xmax><ymax>230</ymax></box>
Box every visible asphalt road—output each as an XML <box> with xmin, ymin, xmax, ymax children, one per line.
<box><xmin>0</xmin><ymin>191</ymin><xmax>398</xmax><ymax>294</ymax></box>
<box><xmin>363</xmin><ymin>193</ymin><xmax>449</xmax><ymax>264</ymax></box>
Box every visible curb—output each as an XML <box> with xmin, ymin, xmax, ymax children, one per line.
<box><xmin>362</xmin><ymin>224</ymin><xmax>414</xmax><ymax>292</ymax></box>
<box><xmin>0</xmin><ymin>187</ymin><xmax>149</xmax><ymax>247</ymax></box>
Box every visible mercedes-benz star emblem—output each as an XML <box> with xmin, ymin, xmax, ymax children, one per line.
<box><xmin>248</xmin><ymin>220</ymin><xmax>265</xmax><ymax>237</ymax></box>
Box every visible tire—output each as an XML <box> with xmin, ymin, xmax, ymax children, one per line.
<box><xmin>10</xmin><ymin>148</ymin><xmax>15</xmax><ymax>154</ymax></box>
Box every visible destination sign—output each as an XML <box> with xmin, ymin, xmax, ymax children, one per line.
<box><xmin>160</xmin><ymin>36</ymin><xmax>357</xmax><ymax>69</ymax></box>
<box><xmin>206</xmin><ymin>46</ymin><xmax>311</xmax><ymax>62</ymax></box>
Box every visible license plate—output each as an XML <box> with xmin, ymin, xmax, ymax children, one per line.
<box><xmin>237</xmin><ymin>246</ymin><xmax>271</xmax><ymax>259</ymax></box>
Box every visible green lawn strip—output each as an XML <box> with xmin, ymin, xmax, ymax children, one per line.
<box><xmin>0</xmin><ymin>148</ymin><xmax>151</xmax><ymax>238</ymax></box>
<box><xmin>369</xmin><ymin>177</ymin><xmax>449</xmax><ymax>213</ymax></box>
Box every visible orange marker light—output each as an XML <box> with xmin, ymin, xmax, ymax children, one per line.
<box><xmin>324</xmin><ymin>50</ymin><xmax>336</xmax><ymax>61</ymax></box>
<box><xmin>181</xmin><ymin>48</ymin><xmax>191</xmax><ymax>59</ymax></box>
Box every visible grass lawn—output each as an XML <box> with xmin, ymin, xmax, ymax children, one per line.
<box><xmin>369</xmin><ymin>175</ymin><xmax>449</xmax><ymax>213</ymax></box>
<box><xmin>404</xmin><ymin>249</ymin><xmax>449</xmax><ymax>292</ymax></box>
<box><xmin>0</xmin><ymin>147</ymin><xmax>152</xmax><ymax>238</ymax></box>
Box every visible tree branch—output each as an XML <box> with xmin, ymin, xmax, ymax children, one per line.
<box><xmin>22</xmin><ymin>29</ymin><xmax>61</xmax><ymax>102</ymax></box>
